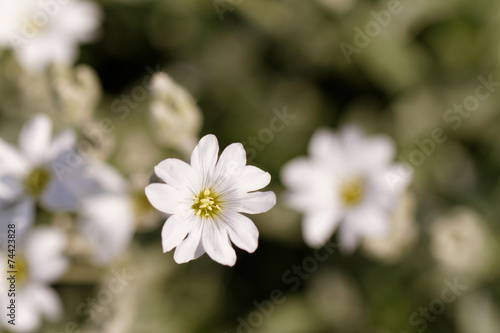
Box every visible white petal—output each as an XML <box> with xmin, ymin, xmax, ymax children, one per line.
<box><xmin>234</xmin><ymin>166</ymin><xmax>271</xmax><ymax>193</ymax></box>
<box><xmin>78</xmin><ymin>194</ymin><xmax>134</xmax><ymax>265</ymax></box>
<box><xmin>221</xmin><ymin>212</ymin><xmax>259</xmax><ymax>253</ymax></box>
<box><xmin>0</xmin><ymin>174</ymin><xmax>23</xmax><ymax>202</ymax></box>
<box><xmin>145</xmin><ymin>183</ymin><xmax>183</xmax><ymax>214</ymax></box>
<box><xmin>173</xmin><ymin>224</ymin><xmax>205</xmax><ymax>264</ymax></box>
<box><xmin>213</xmin><ymin>143</ymin><xmax>246</xmax><ymax>187</ymax></box>
<box><xmin>338</xmin><ymin>221</ymin><xmax>360</xmax><ymax>253</ymax></box>
<box><xmin>161</xmin><ymin>213</ymin><xmax>193</xmax><ymax>252</ymax></box>
<box><xmin>155</xmin><ymin>158</ymin><xmax>199</xmax><ymax>193</ymax></box>
<box><xmin>29</xmin><ymin>284</ymin><xmax>63</xmax><ymax>321</ymax></box>
<box><xmin>281</xmin><ymin>157</ymin><xmax>326</xmax><ymax>190</ymax></box>
<box><xmin>45</xmin><ymin>129</ymin><xmax>77</xmax><ymax>162</ymax></box>
<box><xmin>25</xmin><ymin>227</ymin><xmax>69</xmax><ymax>283</ymax></box>
<box><xmin>368</xmin><ymin>164</ymin><xmax>413</xmax><ymax>209</ymax></box>
<box><xmin>358</xmin><ymin>135</ymin><xmax>395</xmax><ymax>171</ymax></box>
<box><xmin>202</xmin><ymin>221</ymin><xmax>237</xmax><ymax>266</ymax></box>
<box><xmin>348</xmin><ymin>205</ymin><xmax>391</xmax><ymax>237</ymax></box>
<box><xmin>234</xmin><ymin>191</ymin><xmax>276</xmax><ymax>214</ymax></box>
<box><xmin>302</xmin><ymin>208</ymin><xmax>343</xmax><ymax>248</ymax></box>
<box><xmin>55</xmin><ymin>0</ymin><xmax>102</xmax><ymax>42</ymax></box>
<box><xmin>74</xmin><ymin>161</ymin><xmax>126</xmax><ymax>196</ymax></box>
<box><xmin>0</xmin><ymin>137</ymin><xmax>29</xmax><ymax>175</ymax></box>
<box><xmin>19</xmin><ymin>114</ymin><xmax>52</xmax><ymax>165</ymax></box>
<box><xmin>8</xmin><ymin>287</ymin><xmax>41</xmax><ymax>332</ymax></box>
<box><xmin>0</xmin><ymin>199</ymin><xmax>34</xmax><ymax>243</ymax></box>
<box><xmin>40</xmin><ymin>177</ymin><xmax>78</xmax><ymax>211</ymax></box>
<box><xmin>308</xmin><ymin>128</ymin><xmax>344</xmax><ymax>165</ymax></box>
<box><xmin>338</xmin><ymin>124</ymin><xmax>364</xmax><ymax>149</ymax></box>
<box><xmin>190</xmin><ymin>134</ymin><xmax>219</xmax><ymax>179</ymax></box>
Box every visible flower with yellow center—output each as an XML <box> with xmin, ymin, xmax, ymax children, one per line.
<box><xmin>0</xmin><ymin>114</ymin><xmax>92</xmax><ymax>240</ymax></box>
<box><xmin>192</xmin><ymin>189</ymin><xmax>221</xmax><ymax>217</ymax></box>
<box><xmin>0</xmin><ymin>0</ymin><xmax>102</xmax><ymax>72</ymax></box>
<box><xmin>0</xmin><ymin>227</ymin><xmax>69</xmax><ymax>332</ymax></box>
<box><xmin>13</xmin><ymin>255</ymin><xmax>29</xmax><ymax>286</ymax></box>
<box><xmin>146</xmin><ymin>134</ymin><xmax>276</xmax><ymax>266</ymax></box>
<box><xmin>339</xmin><ymin>178</ymin><xmax>365</xmax><ymax>207</ymax></box>
<box><xmin>281</xmin><ymin>125</ymin><xmax>412</xmax><ymax>252</ymax></box>
<box><xmin>23</xmin><ymin>167</ymin><xmax>51</xmax><ymax>198</ymax></box>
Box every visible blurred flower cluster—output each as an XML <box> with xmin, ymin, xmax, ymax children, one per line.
<box><xmin>0</xmin><ymin>0</ymin><xmax>499</xmax><ymax>332</ymax></box>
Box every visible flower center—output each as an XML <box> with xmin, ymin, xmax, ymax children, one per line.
<box><xmin>340</xmin><ymin>178</ymin><xmax>364</xmax><ymax>206</ymax></box>
<box><xmin>21</xmin><ymin>16</ymin><xmax>48</xmax><ymax>38</ymax></box>
<box><xmin>13</xmin><ymin>255</ymin><xmax>29</xmax><ymax>287</ymax></box>
<box><xmin>192</xmin><ymin>189</ymin><xmax>221</xmax><ymax>218</ymax></box>
<box><xmin>24</xmin><ymin>167</ymin><xmax>51</xmax><ymax>198</ymax></box>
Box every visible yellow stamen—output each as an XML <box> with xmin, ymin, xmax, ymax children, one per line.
<box><xmin>192</xmin><ymin>189</ymin><xmax>222</xmax><ymax>219</ymax></box>
<box><xmin>24</xmin><ymin>167</ymin><xmax>51</xmax><ymax>198</ymax></box>
<box><xmin>340</xmin><ymin>178</ymin><xmax>365</xmax><ymax>206</ymax></box>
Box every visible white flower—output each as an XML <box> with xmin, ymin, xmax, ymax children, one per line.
<box><xmin>0</xmin><ymin>114</ymin><xmax>88</xmax><ymax>239</ymax></box>
<box><xmin>430</xmin><ymin>207</ymin><xmax>492</xmax><ymax>275</ymax></box>
<box><xmin>281</xmin><ymin>125</ymin><xmax>411</xmax><ymax>252</ymax></box>
<box><xmin>0</xmin><ymin>226</ymin><xmax>69</xmax><ymax>332</ymax></box>
<box><xmin>77</xmin><ymin>162</ymin><xmax>134</xmax><ymax>265</ymax></box>
<box><xmin>0</xmin><ymin>0</ymin><xmax>101</xmax><ymax>72</ymax></box>
<box><xmin>145</xmin><ymin>134</ymin><xmax>276</xmax><ymax>266</ymax></box>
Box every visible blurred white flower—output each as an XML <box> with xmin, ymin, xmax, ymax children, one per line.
<box><xmin>145</xmin><ymin>134</ymin><xmax>276</xmax><ymax>266</ymax></box>
<box><xmin>0</xmin><ymin>0</ymin><xmax>101</xmax><ymax>72</ymax></box>
<box><xmin>430</xmin><ymin>207</ymin><xmax>492</xmax><ymax>276</ymax></box>
<box><xmin>0</xmin><ymin>113</ymin><xmax>88</xmax><ymax>238</ymax></box>
<box><xmin>77</xmin><ymin>162</ymin><xmax>134</xmax><ymax>265</ymax></box>
<box><xmin>149</xmin><ymin>72</ymin><xmax>202</xmax><ymax>157</ymax></box>
<box><xmin>0</xmin><ymin>226</ymin><xmax>69</xmax><ymax>332</ymax></box>
<box><xmin>362</xmin><ymin>191</ymin><xmax>419</xmax><ymax>264</ymax></box>
<box><xmin>281</xmin><ymin>125</ymin><xmax>411</xmax><ymax>252</ymax></box>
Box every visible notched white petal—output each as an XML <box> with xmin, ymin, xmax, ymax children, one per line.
<box><xmin>154</xmin><ymin>158</ymin><xmax>198</xmax><ymax>192</ymax></box>
<box><xmin>46</xmin><ymin>129</ymin><xmax>77</xmax><ymax>162</ymax></box>
<box><xmin>19</xmin><ymin>113</ymin><xmax>53</xmax><ymax>164</ymax></box>
<box><xmin>214</xmin><ymin>142</ymin><xmax>246</xmax><ymax>182</ymax></box>
<box><xmin>161</xmin><ymin>213</ymin><xmax>193</xmax><ymax>253</ymax></box>
<box><xmin>173</xmin><ymin>226</ymin><xmax>205</xmax><ymax>264</ymax></box>
<box><xmin>145</xmin><ymin>183</ymin><xmax>182</xmax><ymax>214</ymax></box>
<box><xmin>236</xmin><ymin>191</ymin><xmax>276</xmax><ymax>214</ymax></box>
<box><xmin>222</xmin><ymin>212</ymin><xmax>259</xmax><ymax>253</ymax></box>
<box><xmin>191</xmin><ymin>134</ymin><xmax>219</xmax><ymax>176</ymax></box>
<box><xmin>202</xmin><ymin>222</ymin><xmax>237</xmax><ymax>266</ymax></box>
<box><xmin>236</xmin><ymin>166</ymin><xmax>271</xmax><ymax>193</ymax></box>
<box><xmin>302</xmin><ymin>209</ymin><xmax>342</xmax><ymax>248</ymax></box>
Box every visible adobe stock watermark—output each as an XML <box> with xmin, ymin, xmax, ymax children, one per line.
<box><xmin>49</xmin><ymin>65</ymin><xmax>163</xmax><ymax>182</ymax></box>
<box><xmin>243</xmin><ymin>106</ymin><xmax>296</xmax><ymax>162</ymax></box>
<box><xmin>386</xmin><ymin>74</ymin><xmax>499</xmax><ymax>190</ymax></box>
<box><xmin>8</xmin><ymin>0</ymin><xmax>71</xmax><ymax>49</ymax></box>
<box><xmin>408</xmin><ymin>278</ymin><xmax>467</xmax><ymax>333</ymax></box>
<box><xmin>213</xmin><ymin>0</ymin><xmax>243</xmax><ymax>21</ymax></box>
<box><xmin>52</xmin><ymin>267</ymin><xmax>135</xmax><ymax>333</ymax></box>
<box><xmin>229</xmin><ymin>240</ymin><xmax>339</xmax><ymax>333</ymax></box>
<box><xmin>340</xmin><ymin>0</ymin><xmax>407</xmax><ymax>64</ymax></box>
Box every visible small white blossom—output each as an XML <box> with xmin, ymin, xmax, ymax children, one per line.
<box><xmin>0</xmin><ymin>226</ymin><xmax>69</xmax><ymax>332</ymax></box>
<box><xmin>281</xmin><ymin>125</ymin><xmax>411</xmax><ymax>252</ymax></box>
<box><xmin>77</xmin><ymin>162</ymin><xmax>134</xmax><ymax>265</ymax></box>
<box><xmin>0</xmin><ymin>0</ymin><xmax>101</xmax><ymax>72</ymax></box>
<box><xmin>146</xmin><ymin>134</ymin><xmax>276</xmax><ymax>266</ymax></box>
<box><xmin>0</xmin><ymin>114</ymin><xmax>88</xmax><ymax>238</ymax></box>
<box><xmin>430</xmin><ymin>207</ymin><xmax>492</xmax><ymax>276</ymax></box>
